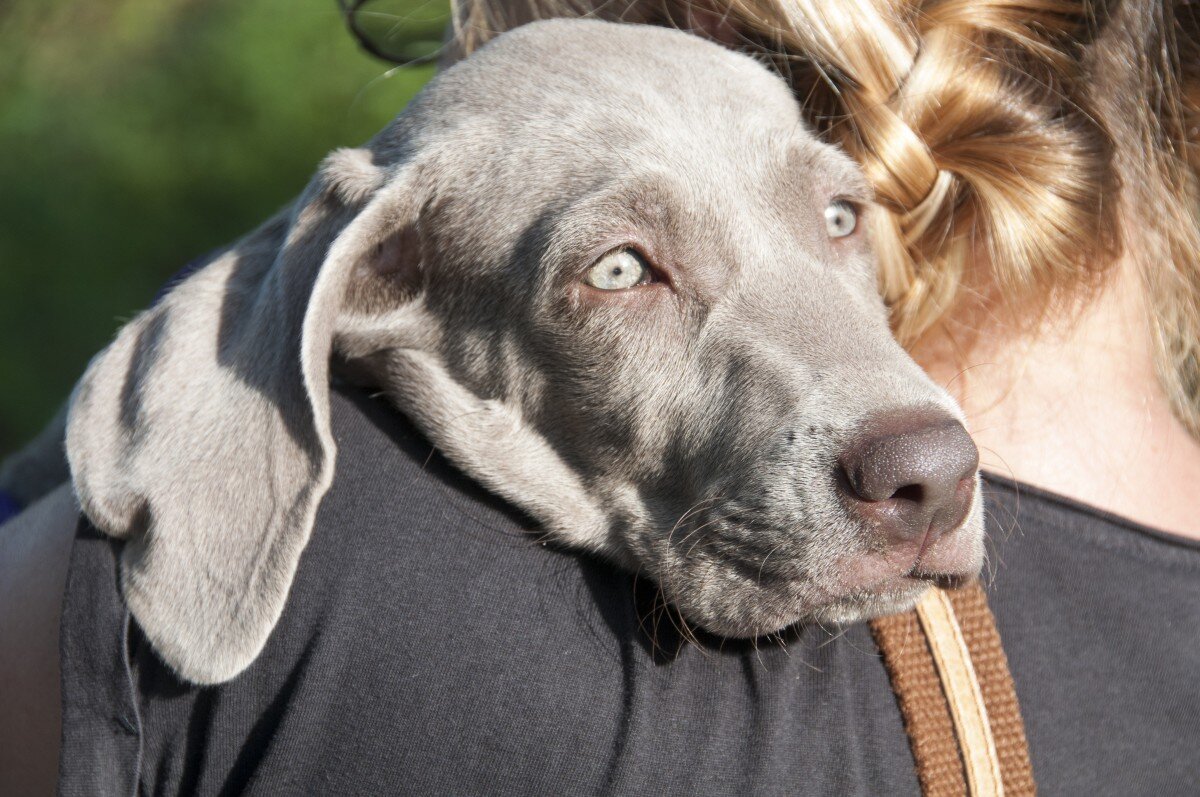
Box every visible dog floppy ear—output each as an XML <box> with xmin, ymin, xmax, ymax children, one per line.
<box><xmin>66</xmin><ymin>148</ymin><xmax>417</xmax><ymax>684</ymax></box>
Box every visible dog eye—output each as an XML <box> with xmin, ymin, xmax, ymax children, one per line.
<box><xmin>824</xmin><ymin>200</ymin><xmax>858</xmax><ymax>239</ymax></box>
<box><xmin>584</xmin><ymin>248</ymin><xmax>653</xmax><ymax>290</ymax></box>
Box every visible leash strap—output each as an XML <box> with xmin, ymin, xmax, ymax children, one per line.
<box><xmin>870</xmin><ymin>582</ymin><xmax>1036</xmax><ymax>796</ymax></box>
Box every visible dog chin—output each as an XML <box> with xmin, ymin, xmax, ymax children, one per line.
<box><xmin>808</xmin><ymin>538</ymin><xmax>985</xmax><ymax>627</ymax></box>
<box><xmin>655</xmin><ymin>511</ymin><xmax>987</xmax><ymax>640</ymax></box>
<box><xmin>681</xmin><ymin>567</ymin><xmax>980</xmax><ymax>640</ymax></box>
<box><xmin>806</xmin><ymin>578</ymin><xmax>936</xmax><ymax>626</ymax></box>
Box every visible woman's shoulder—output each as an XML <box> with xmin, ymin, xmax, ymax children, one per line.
<box><xmin>981</xmin><ymin>472</ymin><xmax>1200</xmax><ymax>795</ymax></box>
<box><xmin>60</xmin><ymin>384</ymin><xmax>919</xmax><ymax>795</ymax></box>
<box><xmin>0</xmin><ymin>481</ymin><xmax>77</xmax><ymax>796</ymax></box>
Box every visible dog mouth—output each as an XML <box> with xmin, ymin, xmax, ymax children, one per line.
<box><xmin>702</xmin><ymin>565</ymin><xmax>976</xmax><ymax>639</ymax></box>
<box><xmin>649</xmin><ymin>503</ymin><xmax>985</xmax><ymax>639</ymax></box>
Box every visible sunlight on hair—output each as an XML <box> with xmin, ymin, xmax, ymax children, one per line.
<box><xmin>444</xmin><ymin>0</ymin><xmax>1199</xmax><ymax>434</ymax></box>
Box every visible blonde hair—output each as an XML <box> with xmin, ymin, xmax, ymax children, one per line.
<box><xmin>444</xmin><ymin>0</ymin><xmax>1200</xmax><ymax>432</ymax></box>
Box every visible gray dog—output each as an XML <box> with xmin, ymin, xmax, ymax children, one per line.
<box><xmin>50</xmin><ymin>19</ymin><xmax>984</xmax><ymax>684</ymax></box>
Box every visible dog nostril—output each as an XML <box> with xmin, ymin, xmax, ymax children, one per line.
<box><xmin>836</xmin><ymin>408</ymin><xmax>979</xmax><ymax>545</ymax></box>
<box><xmin>889</xmin><ymin>483</ymin><xmax>925</xmax><ymax>505</ymax></box>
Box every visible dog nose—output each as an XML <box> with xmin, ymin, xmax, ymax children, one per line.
<box><xmin>836</xmin><ymin>409</ymin><xmax>979</xmax><ymax>546</ymax></box>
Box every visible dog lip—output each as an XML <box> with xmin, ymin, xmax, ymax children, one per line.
<box><xmin>913</xmin><ymin>523</ymin><xmax>938</xmax><ymax>562</ymax></box>
<box><xmin>902</xmin><ymin>551</ymin><xmax>980</xmax><ymax>584</ymax></box>
<box><xmin>906</xmin><ymin>522</ymin><xmax>950</xmax><ymax>576</ymax></box>
<box><xmin>824</xmin><ymin>526</ymin><xmax>982</xmax><ymax>603</ymax></box>
<box><xmin>904</xmin><ymin>571</ymin><xmax>972</xmax><ymax>590</ymax></box>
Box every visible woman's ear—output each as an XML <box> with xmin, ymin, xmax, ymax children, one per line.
<box><xmin>66</xmin><ymin>147</ymin><xmax>421</xmax><ymax>684</ymax></box>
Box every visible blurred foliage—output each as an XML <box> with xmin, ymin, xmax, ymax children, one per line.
<box><xmin>0</xmin><ymin>0</ymin><xmax>446</xmax><ymax>455</ymax></box>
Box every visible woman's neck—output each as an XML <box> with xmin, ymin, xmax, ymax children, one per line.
<box><xmin>912</xmin><ymin>265</ymin><xmax>1200</xmax><ymax>541</ymax></box>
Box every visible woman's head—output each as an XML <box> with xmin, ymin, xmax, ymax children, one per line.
<box><xmin>357</xmin><ymin>0</ymin><xmax>1199</xmax><ymax>432</ymax></box>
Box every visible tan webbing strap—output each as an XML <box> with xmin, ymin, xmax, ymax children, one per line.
<box><xmin>946</xmin><ymin>585</ymin><xmax>1036</xmax><ymax>796</ymax></box>
<box><xmin>915</xmin><ymin>587</ymin><xmax>1003</xmax><ymax>795</ymax></box>
<box><xmin>870</xmin><ymin>582</ymin><xmax>1036</xmax><ymax>797</ymax></box>
<box><xmin>871</xmin><ymin>603</ymin><xmax>969</xmax><ymax>796</ymax></box>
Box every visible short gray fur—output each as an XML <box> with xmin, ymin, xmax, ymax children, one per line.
<box><xmin>61</xmin><ymin>20</ymin><xmax>982</xmax><ymax>684</ymax></box>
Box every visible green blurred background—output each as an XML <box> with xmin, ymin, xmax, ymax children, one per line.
<box><xmin>0</xmin><ymin>0</ymin><xmax>446</xmax><ymax>456</ymax></box>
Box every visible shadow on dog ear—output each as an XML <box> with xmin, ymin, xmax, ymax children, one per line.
<box><xmin>66</xmin><ymin>147</ymin><xmax>424</xmax><ymax>684</ymax></box>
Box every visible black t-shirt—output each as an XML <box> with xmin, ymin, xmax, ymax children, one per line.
<box><xmin>55</xmin><ymin>386</ymin><xmax>1200</xmax><ymax>796</ymax></box>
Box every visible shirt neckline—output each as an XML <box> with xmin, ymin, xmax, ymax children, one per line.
<box><xmin>981</xmin><ymin>470</ymin><xmax>1200</xmax><ymax>554</ymax></box>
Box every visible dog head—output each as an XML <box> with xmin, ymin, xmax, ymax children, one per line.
<box><xmin>67</xmin><ymin>19</ymin><xmax>983</xmax><ymax>684</ymax></box>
